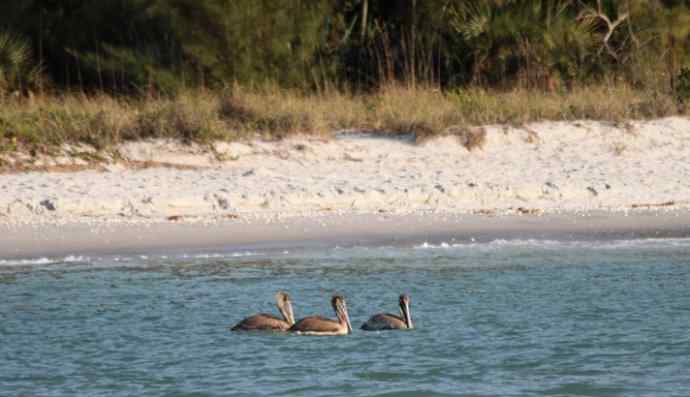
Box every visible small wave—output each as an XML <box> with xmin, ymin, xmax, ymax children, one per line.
<box><xmin>415</xmin><ymin>239</ymin><xmax>570</xmax><ymax>250</ymax></box>
<box><xmin>174</xmin><ymin>252</ymin><xmax>259</xmax><ymax>259</ymax></box>
<box><xmin>413</xmin><ymin>237</ymin><xmax>690</xmax><ymax>251</ymax></box>
<box><xmin>62</xmin><ymin>255</ymin><xmax>90</xmax><ymax>262</ymax></box>
<box><xmin>0</xmin><ymin>251</ymin><xmax>260</xmax><ymax>268</ymax></box>
<box><xmin>0</xmin><ymin>257</ymin><xmax>55</xmax><ymax>266</ymax></box>
<box><xmin>0</xmin><ymin>255</ymin><xmax>91</xmax><ymax>267</ymax></box>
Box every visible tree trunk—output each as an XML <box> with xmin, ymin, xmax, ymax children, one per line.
<box><xmin>410</xmin><ymin>0</ymin><xmax>417</xmax><ymax>88</ymax></box>
<box><xmin>669</xmin><ymin>34</ymin><xmax>677</xmax><ymax>92</ymax></box>
<box><xmin>360</xmin><ymin>0</ymin><xmax>368</xmax><ymax>39</ymax></box>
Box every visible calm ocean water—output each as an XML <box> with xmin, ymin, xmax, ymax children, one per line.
<box><xmin>1</xmin><ymin>237</ymin><xmax>689</xmax><ymax>397</ymax></box>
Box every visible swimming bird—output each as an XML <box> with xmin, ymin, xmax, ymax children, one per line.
<box><xmin>231</xmin><ymin>291</ymin><xmax>295</xmax><ymax>331</ymax></box>
<box><xmin>289</xmin><ymin>295</ymin><xmax>352</xmax><ymax>336</ymax></box>
<box><xmin>361</xmin><ymin>294</ymin><xmax>413</xmax><ymax>330</ymax></box>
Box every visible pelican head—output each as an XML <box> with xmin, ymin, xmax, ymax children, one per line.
<box><xmin>399</xmin><ymin>294</ymin><xmax>413</xmax><ymax>329</ymax></box>
<box><xmin>331</xmin><ymin>295</ymin><xmax>353</xmax><ymax>334</ymax></box>
<box><xmin>276</xmin><ymin>291</ymin><xmax>295</xmax><ymax>325</ymax></box>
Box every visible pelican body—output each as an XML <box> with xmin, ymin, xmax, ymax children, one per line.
<box><xmin>231</xmin><ymin>291</ymin><xmax>295</xmax><ymax>331</ymax></box>
<box><xmin>289</xmin><ymin>295</ymin><xmax>352</xmax><ymax>336</ymax></box>
<box><xmin>361</xmin><ymin>294</ymin><xmax>413</xmax><ymax>331</ymax></box>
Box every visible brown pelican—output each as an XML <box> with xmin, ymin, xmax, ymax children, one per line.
<box><xmin>231</xmin><ymin>291</ymin><xmax>295</xmax><ymax>331</ymax></box>
<box><xmin>361</xmin><ymin>294</ymin><xmax>413</xmax><ymax>330</ymax></box>
<box><xmin>289</xmin><ymin>295</ymin><xmax>353</xmax><ymax>336</ymax></box>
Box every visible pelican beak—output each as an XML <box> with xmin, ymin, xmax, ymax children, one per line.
<box><xmin>338</xmin><ymin>302</ymin><xmax>353</xmax><ymax>334</ymax></box>
<box><xmin>285</xmin><ymin>300</ymin><xmax>296</xmax><ymax>325</ymax></box>
<box><xmin>403</xmin><ymin>300</ymin><xmax>413</xmax><ymax>329</ymax></box>
<box><xmin>344</xmin><ymin>310</ymin><xmax>353</xmax><ymax>334</ymax></box>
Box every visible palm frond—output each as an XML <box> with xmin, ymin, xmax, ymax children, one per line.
<box><xmin>0</xmin><ymin>31</ymin><xmax>41</xmax><ymax>93</ymax></box>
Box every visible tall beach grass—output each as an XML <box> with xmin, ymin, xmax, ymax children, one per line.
<box><xmin>0</xmin><ymin>83</ymin><xmax>686</xmax><ymax>162</ymax></box>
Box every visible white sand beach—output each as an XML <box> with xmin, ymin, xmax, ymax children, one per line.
<box><xmin>2</xmin><ymin>117</ymin><xmax>690</xmax><ymax>257</ymax></box>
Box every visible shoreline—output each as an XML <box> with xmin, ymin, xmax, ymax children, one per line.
<box><xmin>2</xmin><ymin>210</ymin><xmax>690</xmax><ymax>260</ymax></box>
<box><xmin>3</xmin><ymin>117</ymin><xmax>690</xmax><ymax>260</ymax></box>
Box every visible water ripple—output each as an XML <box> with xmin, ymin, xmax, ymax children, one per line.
<box><xmin>2</xmin><ymin>240</ymin><xmax>690</xmax><ymax>396</ymax></box>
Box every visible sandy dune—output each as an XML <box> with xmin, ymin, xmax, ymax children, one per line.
<box><xmin>1</xmin><ymin>117</ymin><xmax>690</xmax><ymax>226</ymax></box>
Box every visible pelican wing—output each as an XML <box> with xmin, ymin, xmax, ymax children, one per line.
<box><xmin>231</xmin><ymin>313</ymin><xmax>290</xmax><ymax>331</ymax></box>
<box><xmin>361</xmin><ymin>313</ymin><xmax>407</xmax><ymax>330</ymax></box>
<box><xmin>289</xmin><ymin>316</ymin><xmax>343</xmax><ymax>334</ymax></box>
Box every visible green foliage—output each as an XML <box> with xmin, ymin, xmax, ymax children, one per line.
<box><xmin>0</xmin><ymin>32</ymin><xmax>41</xmax><ymax>94</ymax></box>
<box><xmin>449</xmin><ymin>0</ymin><xmax>598</xmax><ymax>88</ymax></box>
<box><xmin>0</xmin><ymin>0</ymin><xmax>337</xmax><ymax>93</ymax></box>
<box><xmin>0</xmin><ymin>0</ymin><xmax>689</xmax><ymax>92</ymax></box>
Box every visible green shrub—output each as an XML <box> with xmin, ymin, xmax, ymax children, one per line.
<box><xmin>0</xmin><ymin>31</ymin><xmax>41</xmax><ymax>94</ymax></box>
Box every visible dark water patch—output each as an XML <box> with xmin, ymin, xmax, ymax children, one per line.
<box><xmin>355</xmin><ymin>370</ymin><xmax>407</xmax><ymax>382</ymax></box>
<box><xmin>371</xmin><ymin>392</ymin><xmax>463</xmax><ymax>397</ymax></box>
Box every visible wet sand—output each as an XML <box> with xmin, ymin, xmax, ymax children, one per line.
<box><xmin>2</xmin><ymin>211</ymin><xmax>689</xmax><ymax>259</ymax></box>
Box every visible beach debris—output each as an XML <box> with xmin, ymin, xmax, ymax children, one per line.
<box><xmin>39</xmin><ymin>199</ymin><xmax>57</xmax><ymax>211</ymax></box>
<box><xmin>209</xmin><ymin>193</ymin><xmax>230</xmax><ymax>210</ymax></box>
<box><xmin>167</xmin><ymin>215</ymin><xmax>183</xmax><ymax>221</ymax></box>
<box><xmin>242</xmin><ymin>169</ymin><xmax>255</xmax><ymax>177</ymax></box>
<box><xmin>515</xmin><ymin>207</ymin><xmax>543</xmax><ymax>215</ymax></box>
<box><xmin>587</xmin><ymin>186</ymin><xmax>599</xmax><ymax>196</ymax></box>
<box><xmin>631</xmin><ymin>201</ymin><xmax>675</xmax><ymax>209</ymax></box>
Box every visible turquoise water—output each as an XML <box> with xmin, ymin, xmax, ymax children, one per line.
<box><xmin>2</xmin><ymin>238</ymin><xmax>690</xmax><ymax>396</ymax></box>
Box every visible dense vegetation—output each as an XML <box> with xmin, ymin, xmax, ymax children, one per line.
<box><xmin>2</xmin><ymin>0</ymin><xmax>690</xmax><ymax>94</ymax></box>
<box><xmin>1</xmin><ymin>1</ymin><xmax>690</xmax><ymax>165</ymax></box>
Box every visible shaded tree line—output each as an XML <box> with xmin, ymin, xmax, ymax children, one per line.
<box><xmin>1</xmin><ymin>0</ymin><xmax>690</xmax><ymax>95</ymax></box>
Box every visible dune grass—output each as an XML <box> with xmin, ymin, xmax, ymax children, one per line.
<box><xmin>0</xmin><ymin>83</ymin><xmax>686</xmax><ymax>161</ymax></box>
